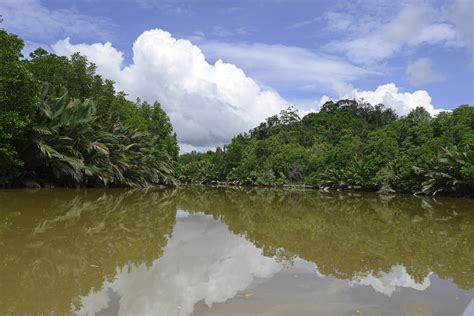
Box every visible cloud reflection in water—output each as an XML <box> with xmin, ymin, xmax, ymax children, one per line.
<box><xmin>76</xmin><ymin>211</ymin><xmax>282</xmax><ymax>316</ymax></box>
<box><xmin>76</xmin><ymin>210</ymin><xmax>434</xmax><ymax>315</ymax></box>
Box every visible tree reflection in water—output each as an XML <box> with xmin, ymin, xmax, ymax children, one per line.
<box><xmin>0</xmin><ymin>187</ymin><xmax>472</xmax><ymax>315</ymax></box>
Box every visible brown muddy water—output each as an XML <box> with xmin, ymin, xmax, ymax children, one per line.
<box><xmin>0</xmin><ymin>187</ymin><xmax>473</xmax><ymax>316</ymax></box>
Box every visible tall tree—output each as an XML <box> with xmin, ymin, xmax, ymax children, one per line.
<box><xmin>0</xmin><ymin>29</ymin><xmax>38</xmax><ymax>173</ymax></box>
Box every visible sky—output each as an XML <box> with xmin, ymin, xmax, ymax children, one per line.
<box><xmin>1</xmin><ymin>0</ymin><xmax>473</xmax><ymax>151</ymax></box>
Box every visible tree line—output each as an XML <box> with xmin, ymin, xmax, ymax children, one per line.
<box><xmin>1</xmin><ymin>28</ymin><xmax>472</xmax><ymax>195</ymax></box>
<box><xmin>179</xmin><ymin>101</ymin><xmax>473</xmax><ymax>196</ymax></box>
<box><xmin>0</xmin><ymin>28</ymin><xmax>179</xmax><ymax>187</ymax></box>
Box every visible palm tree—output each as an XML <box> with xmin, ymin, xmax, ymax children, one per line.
<box><xmin>414</xmin><ymin>146</ymin><xmax>474</xmax><ymax>196</ymax></box>
<box><xmin>18</xmin><ymin>87</ymin><xmax>176</xmax><ymax>187</ymax></box>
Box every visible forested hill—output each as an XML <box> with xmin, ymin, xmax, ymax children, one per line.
<box><xmin>1</xmin><ymin>29</ymin><xmax>178</xmax><ymax>187</ymax></box>
<box><xmin>179</xmin><ymin>101</ymin><xmax>474</xmax><ymax>196</ymax></box>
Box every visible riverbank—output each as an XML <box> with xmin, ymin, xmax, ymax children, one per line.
<box><xmin>176</xmin><ymin>182</ymin><xmax>474</xmax><ymax>198</ymax></box>
<box><xmin>3</xmin><ymin>179</ymin><xmax>472</xmax><ymax>198</ymax></box>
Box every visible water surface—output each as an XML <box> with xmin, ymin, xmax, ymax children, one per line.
<box><xmin>0</xmin><ymin>187</ymin><xmax>473</xmax><ymax>315</ymax></box>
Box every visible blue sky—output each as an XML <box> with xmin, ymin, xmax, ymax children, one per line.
<box><xmin>1</xmin><ymin>0</ymin><xmax>473</xmax><ymax>150</ymax></box>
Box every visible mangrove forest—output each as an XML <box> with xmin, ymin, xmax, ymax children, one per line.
<box><xmin>1</xmin><ymin>28</ymin><xmax>473</xmax><ymax>196</ymax></box>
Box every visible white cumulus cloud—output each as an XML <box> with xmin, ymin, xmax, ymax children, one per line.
<box><xmin>319</xmin><ymin>83</ymin><xmax>446</xmax><ymax>116</ymax></box>
<box><xmin>54</xmin><ymin>38</ymin><xmax>124</xmax><ymax>80</ymax></box>
<box><xmin>52</xmin><ymin>29</ymin><xmax>448</xmax><ymax>150</ymax></box>
<box><xmin>53</xmin><ymin>29</ymin><xmax>288</xmax><ymax>149</ymax></box>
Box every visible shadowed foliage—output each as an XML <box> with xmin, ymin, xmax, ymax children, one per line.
<box><xmin>0</xmin><ymin>29</ymin><xmax>178</xmax><ymax>187</ymax></box>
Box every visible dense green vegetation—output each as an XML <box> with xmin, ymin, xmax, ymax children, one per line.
<box><xmin>1</xmin><ymin>28</ymin><xmax>473</xmax><ymax>195</ymax></box>
<box><xmin>0</xmin><ymin>29</ymin><xmax>178</xmax><ymax>187</ymax></box>
<box><xmin>179</xmin><ymin>102</ymin><xmax>473</xmax><ymax>196</ymax></box>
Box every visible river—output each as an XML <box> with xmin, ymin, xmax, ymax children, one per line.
<box><xmin>0</xmin><ymin>187</ymin><xmax>473</xmax><ymax>315</ymax></box>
